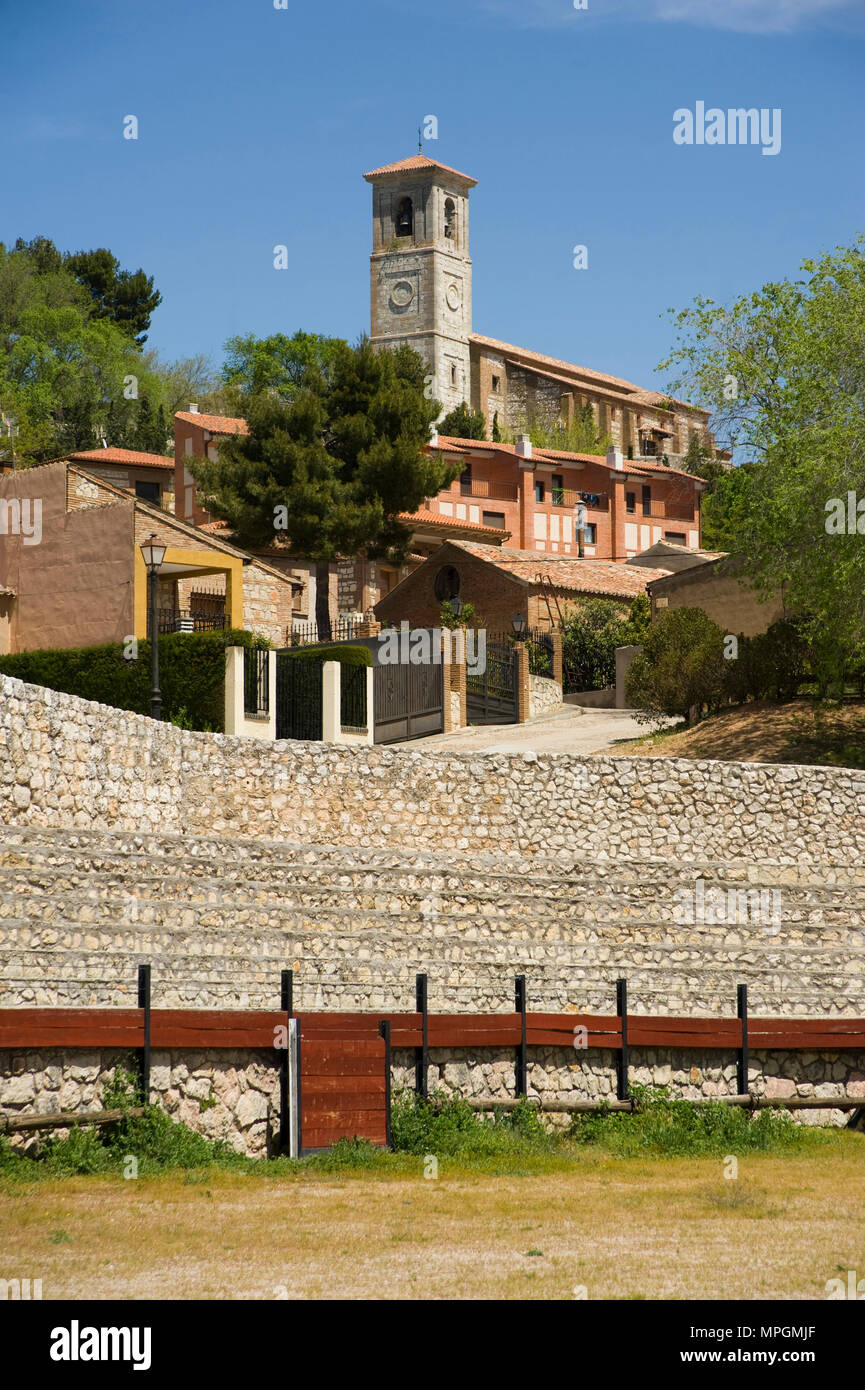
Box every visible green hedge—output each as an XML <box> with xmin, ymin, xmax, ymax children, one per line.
<box><xmin>0</xmin><ymin>628</ymin><xmax>268</xmax><ymax>733</ymax></box>
<box><xmin>282</xmin><ymin>644</ymin><xmax>372</xmax><ymax>667</ymax></box>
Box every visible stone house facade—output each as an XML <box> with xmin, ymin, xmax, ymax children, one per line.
<box><xmin>0</xmin><ymin>460</ymin><xmax>300</xmax><ymax>653</ymax></box>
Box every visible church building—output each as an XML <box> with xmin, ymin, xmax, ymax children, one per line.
<box><xmin>364</xmin><ymin>152</ymin><xmax>720</xmax><ymax>465</ymax></box>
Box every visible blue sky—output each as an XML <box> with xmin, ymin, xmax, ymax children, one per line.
<box><xmin>2</xmin><ymin>0</ymin><xmax>863</xmax><ymax>395</ymax></box>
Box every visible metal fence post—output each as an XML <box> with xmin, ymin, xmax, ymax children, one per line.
<box><xmin>616</xmin><ymin>977</ymin><xmax>629</xmax><ymax>1102</ymax></box>
<box><xmin>415</xmin><ymin>973</ymin><xmax>428</xmax><ymax>1100</ymax></box>
<box><xmin>379</xmin><ymin>1020</ymin><xmax>392</xmax><ymax>1148</ymax></box>
<box><xmin>137</xmin><ymin>963</ymin><xmax>151</xmax><ymax>1105</ymax></box>
<box><xmin>280</xmin><ymin>969</ymin><xmax>293</xmax><ymax>1155</ymax></box>
<box><xmin>737</xmin><ymin>983</ymin><xmax>749</xmax><ymax>1098</ymax></box>
<box><xmin>514</xmin><ymin>975</ymin><xmax>527</xmax><ymax>1098</ymax></box>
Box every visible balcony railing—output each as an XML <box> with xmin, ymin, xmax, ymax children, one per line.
<box><xmin>157</xmin><ymin>608</ymin><xmax>226</xmax><ymax>635</ymax></box>
<box><xmin>538</xmin><ymin>489</ymin><xmax>610</xmax><ymax>512</ymax></box>
<box><xmin>626</xmin><ymin>500</ymin><xmax>697</xmax><ymax>523</ymax></box>
<box><xmin>456</xmin><ymin>479</ymin><xmax>519</xmax><ymax>502</ymax></box>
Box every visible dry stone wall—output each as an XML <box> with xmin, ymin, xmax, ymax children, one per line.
<box><xmin>2</xmin><ymin>673</ymin><xmax>865</xmax><ymax>1151</ymax></box>
<box><xmin>2</xmin><ymin>673</ymin><xmax>864</xmax><ymax>866</ymax></box>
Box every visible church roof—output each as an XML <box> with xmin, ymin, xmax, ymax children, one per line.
<box><xmin>363</xmin><ymin>154</ymin><xmax>477</xmax><ymax>186</ymax></box>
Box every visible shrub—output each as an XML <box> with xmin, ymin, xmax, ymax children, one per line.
<box><xmin>390</xmin><ymin>1090</ymin><xmax>551</xmax><ymax>1157</ymax></box>
<box><xmin>568</xmin><ymin>1086</ymin><xmax>826</xmax><ymax>1157</ymax></box>
<box><xmin>625</xmin><ymin>606</ymin><xmax>727</xmax><ymax>724</ymax></box>
<box><xmin>560</xmin><ymin>598</ymin><xmax>629</xmax><ymax>691</ymax></box>
<box><xmin>0</xmin><ymin>628</ymin><xmax>268</xmax><ymax>732</ymax></box>
<box><xmin>282</xmin><ymin>643</ymin><xmax>371</xmax><ymax>667</ymax></box>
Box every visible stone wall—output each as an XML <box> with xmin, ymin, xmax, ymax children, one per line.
<box><xmin>529</xmin><ymin>673</ymin><xmax>563</xmax><ymax>719</ymax></box>
<box><xmin>2</xmin><ymin>672</ymin><xmax>863</xmax><ymax>867</ymax></box>
<box><xmin>0</xmin><ymin>1050</ymin><xmax>280</xmax><ymax>1156</ymax></box>
<box><xmin>2</xmin><ymin>672</ymin><xmax>865</xmax><ymax>1152</ymax></box>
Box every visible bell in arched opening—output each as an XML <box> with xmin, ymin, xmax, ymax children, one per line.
<box><xmin>395</xmin><ymin>197</ymin><xmax>413</xmax><ymax>237</ymax></box>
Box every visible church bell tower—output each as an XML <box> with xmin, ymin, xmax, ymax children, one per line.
<box><xmin>364</xmin><ymin>152</ymin><xmax>476</xmax><ymax>418</ymax></box>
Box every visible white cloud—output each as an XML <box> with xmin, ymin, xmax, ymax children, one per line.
<box><xmin>654</xmin><ymin>0</ymin><xmax>857</xmax><ymax>35</ymax></box>
<box><xmin>475</xmin><ymin>0</ymin><xmax>861</xmax><ymax>36</ymax></box>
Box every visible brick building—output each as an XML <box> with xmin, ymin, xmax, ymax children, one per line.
<box><xmin>374</xmin><ymin>538</ymin><xmax>671</xmax><ymax>635</ymax></box>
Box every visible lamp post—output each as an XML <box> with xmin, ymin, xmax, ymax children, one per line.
<box><xmin>511</xmin><ymin>612</ymin><xmax>528</xmax><ymax>640</ymax></box>
<box><xmin>450</xmin><ymin>595</ymin><xmax>464</xmax><ymax>624</ymax></box>
<box><xmin>575</xmin><ymin>500</ymin><xmax>587</xmax><ymax>559</ymax></box>
<box><xmin>140</xmin><ymin>535</ymin><xmax>167</xmax><ymax>720</ymax></box>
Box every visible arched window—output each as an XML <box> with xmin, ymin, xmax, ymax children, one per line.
<box><xmin>444</xmin><ymin>197</ymin><xmax>456</xmax><ymax>241</ymax></box>
<box><xmin>395</xmin><ymin>197</ymin><xmax>413</xmax><ymax>237</ymax></box>
<box><xmin>434</xmin><ymin>565</ymin><xmax>461</xmax><ymax>602</ymax></box>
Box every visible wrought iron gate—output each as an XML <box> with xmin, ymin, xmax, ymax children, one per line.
<box><xmin>466</xmin><ymin>639</ymin><xmax>518</xmax><ymax>724</ymax></box>
<box><xmin>373</xmin><ymin>660</ymin><xmax>443</xmax><ymax>743</ymax></box>
<box><xmin>276</xmin><ymin>653</ymin><xmax>323</xmax><ymax>740</ymax></box>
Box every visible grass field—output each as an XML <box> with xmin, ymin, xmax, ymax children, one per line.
<box><xmin>3</xmin><ymin>1140</ymin><xmax>864</xmax><ymax>1300</ymax></box>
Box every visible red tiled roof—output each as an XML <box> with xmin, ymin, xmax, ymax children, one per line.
<box><xmin>363</xmin><ymin>154</ymin><xmax>477</xmax><ymax>186</ymax></box>
<box><xmin>69</xmin><ymin>448</ymin><xmax>174</xmax><ymax>471</ymax></box>
<box><xmin>399</xmin><ymin>509</ymin><xmax>510</xmax><ymax>540</ymax></box>
<box><xmin>470</xmin><ymin>333</ymin><xmax>707</xmax><ymax>415</ymax></box>
<box><xmin>446</xmin><ymin>539</ymin><xmax>671</xmax><ymax>599</ymax></box>
<box><xmin>430</xmin><ymin>436</ymin><xmax>704</xmax><ymax>484</ymax></box>
<box><xmin>175</xmin><ymin>411</ymin><xmax>249</xmax><ymax>435</ymax></box>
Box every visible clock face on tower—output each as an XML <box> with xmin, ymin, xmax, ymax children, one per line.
<box><xmin>446</xmin><ymin>283</ymin><xmax>461</xmax><ymax>312</ymax></box>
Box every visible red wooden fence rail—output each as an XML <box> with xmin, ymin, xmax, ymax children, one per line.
<box><xmin>2</xmin><ymin>1008</ymin><xmax>865</xmax><ymax>1051</ymax></box>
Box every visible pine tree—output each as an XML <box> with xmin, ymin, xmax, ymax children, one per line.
<box><xmin>190</xmin><ymin>339</ymin><xmax>457</xmax><ymax>637</ymax></box>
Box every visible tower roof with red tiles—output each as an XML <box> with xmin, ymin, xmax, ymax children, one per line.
<box><xmin>363</xmin><ymin>154</ymin><xmax>477</xmax><ymax>187</ymax></box>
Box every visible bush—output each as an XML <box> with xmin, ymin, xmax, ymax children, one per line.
<box><xmin>560</xmin><ymin>598</ymin><xmax>629</xmax><ymax>691</ymax></box>
<box><xmin>0</xmin><ymin>628</ymin><xmax>268</xmax><ymax>732</ymax></box>
<box><xmin>282</xmin><ymin>643</ymin><xmax>371</xmax><ymax>667</ymax></box>
<box><xmin>390</xmin><ymin>1090</ymin><xmax>551</xmax><ymax>1157</ymax></box>
<box><xmin>625</xmin><ymin>606</ymin><xmax>728</xmax><ymax>723</ymax></box>
<box><xmin>568</xmin><ymin>1086</ymin><xmax>826</xmax><ymax>1157</ymax></box>
<box><xmin>724</xmin><ymin>619</ymin><xmax>809</xmax><ymax>704</ymax></box>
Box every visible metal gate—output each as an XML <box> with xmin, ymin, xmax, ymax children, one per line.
<box><xmin>466</xmin><ymin>639</ymin><xmax>518</xmax><ymax>724</ymax></box>
<box><xmin>275</xmin><ymin>653</ymin><xmax>323</xmax><ymax>740</ymax></box>
<box><xmin>373</xmin><ymin>660</ymin><xmax>443</xmax><ymax>743</ymax></box>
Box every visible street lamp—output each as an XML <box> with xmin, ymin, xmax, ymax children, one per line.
<box><xmin>450</xmin><ymin>595</ymin><xmax>464</xmax><ymax>622</ymax></box>
<box><xmin>140</xmin><ymin>535</ymin><xmax>167</xmax><ymax>720</ymax></box>
<box><xmin>511</xmin><ymin>612</ymin><xmax>528</xmax><ymax>639</ymax></box>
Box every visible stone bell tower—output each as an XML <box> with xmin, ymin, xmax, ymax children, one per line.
<box><xmin>364</xmin><ymin>152</ymin><xmax>476</xmax><ymax>418</ymax></box>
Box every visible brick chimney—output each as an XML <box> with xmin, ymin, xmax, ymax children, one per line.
<box><xmin>607</xmin><ymin>444</ymin><xmax>624</xmax><ymax>471</ymax></box>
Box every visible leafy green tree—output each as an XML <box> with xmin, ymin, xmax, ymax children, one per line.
<box><xmin>439</xmin><ymin>401</ymin><xmax>487</xmax><ymax>440</ymax></box>
<box><xmin>658</xmin><ymin>240</ymin><xmax>865</xmax><ymax>666</ymax></box>
<box><xmin>491</xmin><ymin>410</ymin><xmax>502</xmax><ymax>442</ymax></box>
<box><xmin>625</xmin><ymin>607</ymin><xmax>727</xmax><ymax>725</ymax></box>
<box><xmin>506</xmin><ymin>402</ymin><xmax>612</xmax><ymax>455</ymax></box>
<box><xmin>190</xmin><ymin>339</ymin><xmax>455</xmax><ymax>635</ymax></box>
<box><xmin>222</xmin><ymin>330</ymin><xmax>346</xmax><ymax>401</ymax></box>
<box><xmin>0</xmin><ymin>240</ymin><xmax>169</xmax><ymax>461</ymax></box>
<box><xmin>560</xmin><ymin>598</ymin><xmax>629</xmax><ymax>691</ymax></box>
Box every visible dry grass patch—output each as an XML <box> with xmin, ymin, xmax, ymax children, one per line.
<box><xmin>3</xmin><ymin>1145</ymin><xmax>864</xmax><ymax>1300</ymax></box>
<box><xmin>600</xmin><ymin>699</ymin><xmax>865</xmax><ymax>766</ymax></box>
